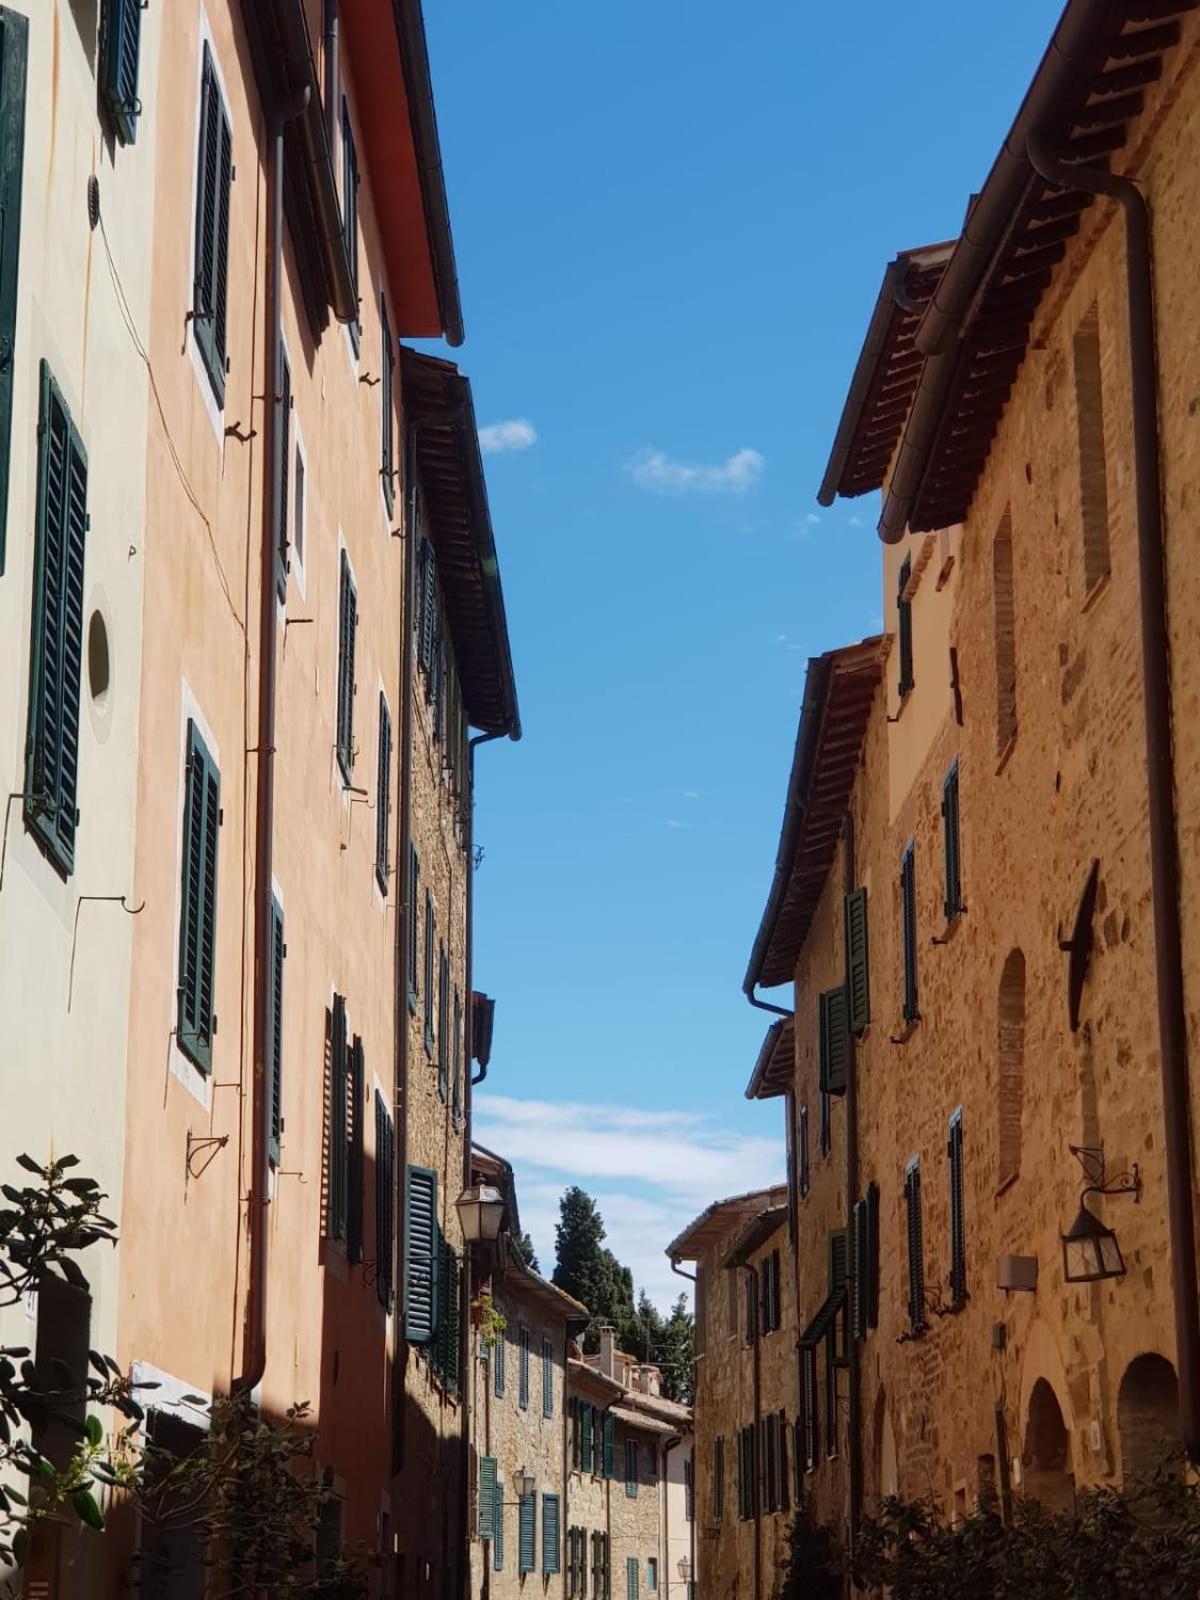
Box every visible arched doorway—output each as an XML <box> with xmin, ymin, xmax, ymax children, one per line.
<box><xmin>1023</xmin><ymin>1378</ymin><xmax>1073</xmax><ymax>1512</ymax></box>
<box><xmin>1118</xmin><ymin>1354</ymin><xmax>1180</xmax><ymax>1489</ymax></box>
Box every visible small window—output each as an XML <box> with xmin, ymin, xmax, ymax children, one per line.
<box><xmin>948</xmin><ymin>1110</ymin><xmax>967</xmax><ymax>1308</ymax></box>
<box><xmin>1073</xmin><ymin>304</ymin><xmax>1110</xmax><ymax>591</ymax></box>
<box><xmin>177</xmin><ymin>720</ymin><xmax>221</xmax><ymax>1071</ymax></box>
<box><xmin>993</xmin><ymin>511</ymin><xmax>1017</xmax><ymax>753</ymax></box>
<box><xmin>99</xmin><ymin>0</ymin><xmax>141</xmax><ymax>144</ymax></box>
<box><xmin>905</xmin><ymin>1157</ymin><xmax>926</xmax><ymax>1334</ymax></box>
<box><xmin>341</xmin><ymin>96</ymin><xmax>360</xmax><ymax>352</ymax></box>
<box><xmin>626</xmin><ymin>1556</ymin><xmax>639</xmax><ymax>1600</ymax></box>
<box><xmin>375</xmin><ymin>695</ymin><xmax>392</xmax><ymax>894</ymax></box>
<box><xmin>647</xmin><ymin>1559</ymin><xmax>658</xmax><ymax>1594</ymax></box>
<box><xmin>799</xmin><ymin>1104</ymin><xmax>810</xmax><ymax>1197</ymax></box>
<box><xmin>624</xmin><ymin>1436</ymin><xmax>638</xmax><ymax>1498</ymax></box>
<box><xmin>942</xmin><ymin>761</ymin><xmax>963</xmax><ymax>920</ymax></box>
<box><xmin>897</xmin><ymin>552</ymin><xmax>914</xmax><ymax>698</ymax></box>
<box><xmin>900</xmin><ymin>841</ymin><xmax>919</xmax><ymax>1024</ymax></box>
<box><xmin>193</xmin><ymin>44</ymin><xmax>232</xmax><ymax>406</ymax></box>
<box><xmin>336</xmin><ymin>551</ymin><xmax>357</xmax><ymax>781</ymax></box>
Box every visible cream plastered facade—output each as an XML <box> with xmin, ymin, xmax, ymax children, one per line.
<box><xmin>0</xmin><ymin>1</ymin><xmax>159</xmax><ymax>1592</ymax></box>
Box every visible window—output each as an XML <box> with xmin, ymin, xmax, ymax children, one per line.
<box><xmin>423</xmin><ymin>891</ymin><xmax>435</xmax><ymax>1055</ymax></box>
<box><xmin>177</xmin><ymin>720</ymin><xmax>221</xmax><ymax>1070</ymax></box>
<box><xmin>942</xmin><ymin>761</ymin><xmax>963</xmax><ymax>920</ymax></box>
<box><xmin>404</xmin><ymin>1164</ymin><xmax>437</xmax><ymax>1343</ymax></box>
<box><xmin>493</xmin><ymin>1479</ymin><xmax>504</xmax><ymax>1571</ymax></box>
<box><xmin>851</xmin><ymin>1183</ymin><xmax>879</xmax><ymax>1340</ymax></box>
<box><xmin>948</xmin><ymin>1110</ymin><xmax>967</xmax><ymax>1308</ymax></box>
<box><xmin>452</xmin><ymin>988</ymin><xmax>463</xmax><ymax>1128</ymax></box>
<box><xmin>900</xmin><ymin>841</ymin><xmax>918</xmax><ymax>1024</ymax></box>
<box><xmin>799</xmin><ymin>1105</ymin><xmax>810</xmax><ymax>1197</ymax></box>
<box><xmin>478</xmin><ymin>1457</ymin><xmax>497</xmax><ymax>1541</ymax></box>
<box><xmin>568</xmin><ymin>1526</ymin><xmax>589</xmax><ymax>1599</ymax></box>
<box><xmin>407</xmin><ymin>846</ymin><xmax>420</xmax><ymax>1012</ymax></box>
<box><xmin>819</xmin><ymin>987</ymin><xmax>848</xmax><ymax>1096</ymax></box>
<box><xmin>274</xmin><ymin>343</ymin><xmax>291</xmax><ymax>599</ymax></box>
<box><xmin>897</xmin><ymin>552</ymin><xmax>914</xmax><ymax>698</ymax></box>
<box><xmin>998</xmin><ymin>949</ymin><xmax>1026</xmax><ymax>1187</ymax></box>
<box><xmin>193</xmin><ymin>43</ymin><xmax>232</xmax><ymax>406</ymax></box>
<box><xmin>375</xmin><ymin>695</ymin><xmax>392</xmax><ymax>894</ymax></box>
<box><xmin>647</xmin><ymin>1559</ymin><xmax>658</xmax><ymax>1594</ymax></box>
<box><xmin>518</xmin><ymin>1493</ymin><xmax>536</xmax><ymax>1575</ymax></box>
<box><xmin>336</xmin><ymin>550</ymin><xmax>357</xmax><ymax>781</ymax></box>
<box><xmin>845</xmin><ymin>886</ymin><xmax>870</xmax><ymax>1032</ymax></box>
<box><xmin>518</xmin><ymin>1323</ymin><xmax>530</xmax><ymax>1409</ymax></box>
<box><xmin>626</xmin><ymin>1556</ymin><xmax>639</xmax><ymax>1600</ymax></box>
<box><xmin>580</xmin><ymin>1400</ymin><xmax>594</xmax><ymax>1472</ymax></box>
<box><xmin>828</xmin><ymin>1229</ymin><xmax>849</xmax><ymax>1365</ymax></box>
<box><xmin>543</xmin><ymin>1335</ymin><xmax>554</xmax><ymax>1417</ymax></box>
<box><xmin>776</xmin><ymin>1410</ymin><xmax>790</xmax><ymax>1512</ymax></box>
<box><xmin>434</xmin><ymin>1231</ymin><xmax>460</xmax><ymax>1390</ymax></box>
<box><xmin>602</xmin><ymin>1410</ymin><xmax>615</xmax><ymax>1479</ymax></box>
<box><xmin>340</xmin><ymin>96</ymin><xmax>359</xmax><ymax>352</ymax></box>
<box><xmin>542</xmin><ymin>1494</ymin><xmax>560</xmax><ymax>1575</ymax></box>
<box><xmin>100</xmin><ymin>0</ymin><xmax>142</xmax><ymax>138</ymax></box>
<box><xmin>292</xmin><ymin>439</ymin><xmax>306</xmax><ymax>572</ymax></box>
<box><xmin>993</xmin><ymin>511</ymin><xmax>1017</xmax><ymax>753</ymax></box>
<box><xmin>417</xmin><ymin>538</ymin><xmax>437</xmax><ymax>677</ymax></box>
<box><xmin>327</xmin><ymin>994</ymin><xmax>349</xmax><ymax>1241</ymax></box>
<box><xmin>737</xmin><ymin>1425</ymin><xmax>757</xmax><ymax>1520</ymax></box>
<box><xmin>905</xmin><ymin>1157</ymin><xmax>926</xmax><ymax>1334</ymax></box>
<box><xmin>493</xmin><ymin>1316</ymin><xmax>505</xmax><ymax>1398</ymax></box>
<box><xmin>347</xmin><ymin>1033</ymin><xmax>364</xmax><ymax>1263</ymax></box>
<box><xmin>760</xmin><ymin>1251</ymin><xmax>781</xmax><ymax>1334</ymax></box>
<box><xmin>684</xmin><ymin>1457</ymin><xmax>693</xmax><ymax>1521</ymax></box>
<box><xmin>744</xmin><ymin>1271</ymin><xmax>757</xmax><ymax>1346</ymax></box>
<box><xmin>592</xmin><ymin>1533</ymin><xmax>611</xmax><ymax>1600</ymax></box>
<box><xmin>762</xmin><ymin>1413</ymin><xmax>787</xmax><ymax>1513</ymax></box>
<box><xmin>437</xmin><ymin>943</ymin><xmax>449</xmax><ymax>1098</ymax></box>
<box><xmin>1073</xmin><ymin>304</ymin><xmax>1110</xmax><ymax>591</ymax></box>
<box><xmin>801</xmin><ymin>1346</ymin><xmax>818</xmax><ymax>1471</ymax></box>
<box><xmin>0</xmin><ymin>8</ymin><xmax>27</xmax><ymax>575</ymax></box>
<box><xmin>267</xmin><ymin>896</ymin><xmax>284</xmax><ymax>1165</ymax></box>
<box><xmin>25</xmin><ymin>363</ymin><xmax>88</xmax><ymax>878</ymax></box>
<box><xmin>381</xmin><ymin>296</ymin><xmax>395</xmax><ymax>515</ymax></box>
<box><xmin>374</xmin><ymin>1092</ymin><xmax>395</xmax><ymax>1308</ymax></box>
<box><xmin>711</xmin><ymin>1436</ymin><xmax>725</xmax><ymax>1522</ymax></box>
<box><xmin>625</xmin><ymin>1436</ymin><xmax>638</xmax><ymax>1497</ymax></box>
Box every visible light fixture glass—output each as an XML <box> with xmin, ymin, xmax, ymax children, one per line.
<box><xmin>1061</xmin><ymin>1200</ymin><xmax>1126</xmax><ymax>1283</ymax></box>
<box><xmin>455</xmin><ymin>1184</ymin><xmax>505</xmax><ymax>1244</ymax></box>
<box><xmin>677</xmin><ymin>1557</ymin><xmax>692</xmax><ymax>1582</ymax></box>
<box><xmin>513</xmin><ymin>1466</ymin><xmax>537</xmax><ymax>1500</ymax></box>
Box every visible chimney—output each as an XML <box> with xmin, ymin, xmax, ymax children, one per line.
<box><xmin>599</xmin><ymin>1325</ymin><xmax>617</xmax><ymax>1381</ymax></box>
<box><xmin>637</xmin><ymin>1366</ymin><xmax>661</xmax><ymax>1397</ymax></box>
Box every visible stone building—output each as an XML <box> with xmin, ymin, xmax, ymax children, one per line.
<box><xmin>667</xmin><ymin>1188</ymin><xmax>791</xmax><ymax>1600</ymax></box>
<box><xmin>734</xmin><ymin>0</ymin><xmax>1200</xmax><ymax>1566</ymax></box>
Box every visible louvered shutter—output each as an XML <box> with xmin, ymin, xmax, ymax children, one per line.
<box><xmin>347</xmin><ymin>1035</ymin><xmax>364</xmax><ymax>1263</ymax></box>
<box><xmin>381</xmin><ymin>296</ymin><xmax>395</xmax><ymax>515</ymax></box>
<box><xmin>273</xmin><ymin>343</ymin><xmax>291</xmax><ymax>599</ymax></box>
<box><xmin>407</xmin><ymin>846</ymin><xmax>420</xmax><ymax>1009</ymax></box>
<box><xmin>542</xmin><ymin>1495</ymin><xmax>560</xmax><ymax>1574</ymax></box>
<box><xmin>761</xmin><ymin>1416</ymin><xmax>774</xmax><ymax>1512</ymax></box>
<box><xmin>404</xmin><ymin>1165</ymin><xmax>437</xmax><ymax>1343</ymax></box>
<box><xmin>493</xmin><ymin>1479</ymin><xmax>504</xmax><ymax>1570</ymax></box>
<box><xmin>897</xmin><ymin>553</ymin><xmax>914</xmax><ymax>696</ymax></box>
<box><xmin>626</xmin><ymin>1558</ymin><xmax>639</xmax><ymax>1600</ymax></box>
<box><xmin>100</xmin><ymin>0</ymin><xmax>141</xmax><ymax>144</ymax></box>
<box><xmin>376</xmin><ymin>695</ymin><xmax>392</xmax><ymax>893</ymax></box>
<box><xmin>901</xmin><ymin>843</ymin><xmax>919</xmax><ymax>1022</ymax></box>
<box><xmin>948</xmin><ymin>1111</ymin><xmax>967</xmax><ymax>1306</ymax></box>
<box><xmin>375</xmin><ymin>1092</ymin><xmax>395</xmax><ymax>1308</ymax></box>
<box><xmin>581</xmin><ymin>1399</ymin><xmax>594</xmax><ymax>1470</ymax></box>
<box><xmin>336</xmin><ymin>552</ymin><xmax>357</xmax><ymax>780</ymax></box>
<box><xmin>851</xmin><ymin>1200</ymin><xmax>867</xmax><ymax>1341</ymax></box>
<box><xmin>866</xmin><ymin>1181</ymin><xmax>880</xmax><ymax>1328</ymax></box>
<box><xmin>799</xmin><ymin>1105</ymin><xmax>810</xmax><ymax>1196</ymax></box>
<box><xmin>446</xmin><ymin>1242</ymin><xmax>461</xmax><ymax>1390</ymax></box>
<box><xmin>437</xmin><ymin>943</ymin><xmax>449</xmax><ymax>1099</ymax></box>
<box><xmin>603</xmin><ymin>1410</ymin><xmax>615</xmax><ymax>1479</ymax></box>
<box><xmin>518</xmin><ymin>1494</ymin><xmax>536</xmax><ymax>1574</ymax></box>
<box><xmin>802</xmin><ymin>1347</ymin><xmax>817</xmax><ymax>1470</ymax></box>
<box><xmin>819</xmin><ymin>987</ymin><xmax>849</xmax><ymax>1096</ymax></box>
<box><xmin>494</xmin><ymin>1322</ymin><xmax>505</xmax><ymax>1397</ymax></box>
<box><xmin>942</xmin><ymin>762</ymin><xmax>962</xmax><ymax>919</ymax></box>
<box><xmin>0</xmin><ymin>10</ymin><xmax>26</xmax><ymax>576</ymax></box>
<box><xmin>267</xmin><ymin>896</ymin><xmax>284</xmax><ymax>1165</ymax></box>
<box><xmin>542</xmin><ymin>1336</ymin><xmax>554</xmax><ymax>1417</ymax></box>
<box><xmin>193</xmin><ymin>46</ymin><xmax>231</xmax><ymax>405</ymax></box>
<box><xmin>328</xmin><ymin>995</ymin><xmax>348</xmax><ymax>1239</ymax></box>
<box><xmin>478</xmin><ymin>1457</ymin><xmax>497</xmax><ymax>1539</ymax></box>
<box><xmin>744</xmin><ymin>1270</ymin><xmax>757</xmax><ymax>1345</ymax></box>
<box><xmin>25</xmin><ymin>363</ymin><xmax>87</xmax><ymax>878</ymax></box>
<box><xmin>625</xmin><ymin>1437</ymin><xmax>637</xmax><ymax>1498</ymax></box>
<box><xmin>518</xmin><ymin>1324</ymin><xmax>529</xmax><ymax>1408</ymax></box>
<box><xmin>905</xmin><ymin>1160</ymin><xmax>925</xmax><ymax>1332</ymax></box>
<box><xmin>420</xmin><ymin>540</ymin><xmax>437</xmax><ymax>673</ymax></box>
<box><xmin>340</xmin><ymin>98</ymin><xmax>359</xmax><ymax>346</ymax></box>
<box><xmin>829</xmin><ymin>1230</ymin><xmax>849</xmax><ymax>1364</ymax></box>
<box><xmin>176</xmin><ymin>720</ymin><xmax>221</xmax><ymax>1072</ymax></box>
<box><xmin>424</xmin><ymin>893</ymin><xmax>435</xmax><ymax>1054</ymax></box>
<box><xmin>777</xmin><ymin>1409</ymin><xmax>790</xmax><ymax>1513</ymax></box>
<box><xmin>845</xmin><ymin>887</ymin><xmax>870</xmax><ymax>1032</ymax></box>
<box><xmin>452</xmin><ymin>988</ymin><xmax>463</xmax><ymax>1126</ymax></box>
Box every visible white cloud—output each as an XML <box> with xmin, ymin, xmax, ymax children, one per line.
<box><xmin>805</xmin><ymin>513</ymin><xmax>821</xmax><ymax>525</ymax></box>
<box><xmin>473</xmin><ymin>1094</ymin><xmax>784</xmax><ymax>1310</ymax></box>
<box><xmin>628</xmin><ymin>446</ymin><xmax>764</xmax><ymax>495</ymax></box>
<box><xmin>666</xmin><ymin>819</ymin><xmax>687</xmax><ymax>830</ymax></box>
<box><xmin>848</xmin><ymin>514</ymin><xmax>866</xmax><ymax>527</ymax></box>
<box><xmin>479</xmin><ymin>418</ymin><xmax>537</xmax><ymax>455</ymax></box>
<box><xmin>683</xmin><ymin>790</ymin><xmax>699</xmax><ymax>800</ymax></box>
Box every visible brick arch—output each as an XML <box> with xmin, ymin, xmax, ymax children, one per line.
<box><xmin>997</xmin><ymin>949</ymin><xmax>1026</xmax><ymax>1187</ymax></box>
<box><xmin>1118</xmin><ymin>1353</ymin><xmax>1179</xmax><ymax>1489</ymax></box>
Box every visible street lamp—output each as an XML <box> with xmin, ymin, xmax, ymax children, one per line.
<box><xmin>1060</xmin><ymin>1145</ymin><xmax>1139</xmax><ymax>1284</ymax></box>
<box><xmin>677</xmin><ymin>1557</ymin><xmax>691</xmax><ymax>1582</ymax></box>
<box><xmin>456</xmin><ymin>1183</ymin><xmax>505</xmax><ymax>1244</ymax></box>
<box><xmin>513</xmin><ymin>1466</ymin><xmax>537</xmax><ymax>1500</ymax></box>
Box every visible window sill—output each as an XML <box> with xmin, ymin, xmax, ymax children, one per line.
<box><xmin>995</xmin><ymin>732</ymin><xmax>1018</xmax><ymax>777</ymax></box>
<box><xmin>890</xmin><ymin>1018</ymin><xmax>920</xmax><ymax>1045</ymax></box>
<box><xmin>1081</xmin><ymin>568</ymin><xmax>1111</xmax><ymax>616</ymax></box>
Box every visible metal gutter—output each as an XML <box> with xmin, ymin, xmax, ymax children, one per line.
<box><xmin>392</xmin><ymin>0</ymin><xmax>464</xmax><ymax>347</ymax></box>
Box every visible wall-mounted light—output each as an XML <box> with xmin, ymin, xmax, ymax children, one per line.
<box><xmin>677</xmin><ymin>1557</ymin><xmax>692</xmax><ymax>1582</ymax></box>
<box><xmin>456</xmin><ymin>1183</ymin><xmax>505</xmax><ymax>1244</ymax></box>
<box><xmin>1061</xmin><ymin>1144</ymin><xmax>1140</xmax><ymax>1284</ymax></box>
<box><xmin>513</xmin><ymin>1466</ymin><xmax>537</xmax><ymax>1500</ymax></box>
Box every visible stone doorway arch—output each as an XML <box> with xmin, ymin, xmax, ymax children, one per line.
<box><xmin>1118</xmin><ymin>1353</ymin><xmax>1180</xmax><ymax>1490</ymax></box>
<box><xmin>1022</xmin><ymin>1377</ymin><xmax>1074</xmax><ymax>1513</ymax></box>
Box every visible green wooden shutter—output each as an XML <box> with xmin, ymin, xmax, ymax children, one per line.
<box><xmin>437</xmin><ymin>943</ymin><xmax>449</xmax><ymax>1098</ymax></box>
<box><xmin>801</xmin><ymin>1346</ymin><xmax>817</xmax><ymax>1470</ymax></box>
<box><xmin>274</xmin><ymin>343</ymin><xmax>291</xmax><ymax>600</ymax></box>
<box><xmin>404</xmin><ymin>1165</ymin><xmax>437</xmax><ymax>1343</ymax></box>
<box><xmin>375</xmin><ymin>694</ymin><xmax>392</xmax><ymax>893</ymax></box>
<box><xmin>494</xmin><ymin>1321</ymin><xmax>505</xmax><ymax>1397</ymax></box>
<box><xmin>452</xmin><ymin>988</ymin><xmax>463</xmax><ymax>1127</ymax></box>
<box><xmin>381</xmin><ymin>296</ymin><xmax>395</xmax><ymax>515</ymax></box>
<box><xmin>905</xmin><ymin>1158</ymin><xmax>925</xmax><ymax>1332</ymax></box>
<box><xmin>423</xmin><ymin>892</ymin><xmax>435</xmax><ymax>1054</ymax></box>
<box><xmin>407</xmin><ymin>846</ymin><xmax>420</xmax><ymax>1011</ymax></box>
<box><xmin>603</xmin><ymin>1410</ymin><xmax>615</xmax><ymax>1478</ymax></box>
<box><xmin>446</xmin><ymin>1241</ymin><xmax>461</xmax><ymax>1390</ymax></box>
<box><xmin>25</xmin><ymin>362</ymin><xmax>87</xmax><ymax>878</ymax></box>
<box><xmin>580</xmin><ymin>1398</ymin><xmax>594</xmax><ymax>1470</ymax></box>
<box><xmin>542</xmin><ymin>1494</ymin><xmax>560</xmax><ymax>1574</ymax></box>
<box><xmin>193</xmin><ymin>45</ymin><xmax>231</xmax><ymax>405</ymax></box>
<box><xmin>99</xmin><ymin>0</ymin><xmax>142</xmax><ymax>145</ymax></box>
<box><xmin>866</xmin><ymin>1181</ymin><xmax>880</xmax><ymax>1328</ymax></box>
<box><xmin>518</xmin><ymin>1494</ymin><xmax>536</xmax><ymax>1574</ymax></box>
<box><xmin>478</xmin><ymin>1457</ymin><xmax>497</xmax><ymax>1540</ymax></box>
<box><xmin>851</xmin><ymin>1199</ymin><xmax>867</xmax><ymax>1341</ymax></box>
<box><xmin>542</xmin><ymin>1335</ymin><xmax>554</xmax><ymax>1417</ymax></box>
<box><xmin>897</xmin><ymin>552</ymin><xmax>914</xmax><ymax>696</ymax></box>
<box><xmin>942</xmin><ymin>761</ymin><xmax>962</xmax><ymax>920</ymax></box>
<box><xmin>948</xmin><ymin>1110</ymin><xmax>967</xmax><ymax>1306</ymax></box>
<box><xmin>0</xmin><ymin>9</ymin><xmax>27</xmax><ymax>576</ymax></box>
<box><xmin>419</xmin><ymin>540</ymin><xmax>437</xmax><ymax>673</ymax></box>
<box><xmin>625</xmin><ymin>1437</ymin><xmax>637</xmax><ymax>1497</ymax></box>
<box><xmin>493</xmin><ymin>1478</ymin><xmax>504</xmax><ymax>1570</ymax></box>
<box><xmin>336</xmin><ymin>551</ymin><xmax>357</xmax><ymax>780</ymax></box>
<box><xmin>819</xmin><ymin>987</ymin><xmax>848</xmax><ymax>1096</ymax></box>
<box><xmin>267</xmin><ymin>896</ymin><xmax>284</xmax><ymax>1165</ymax></box>
<box><xmin>829</xmin><ymin>1228</ymin><xmax>849</xmax><ymax>1365</ymax></box>
<box><xmin>176</xmin><ymin>720</ymin><xmax>220</xmax><ymax>1071</ymax></box>
<box><xmin>347</xmin><ymin>1035</ymin><xmax>364</xmax><ymax>1264</ymax></box>
<box><xmin>845</xmin><ymin>887</ymin><xmax>870</xmax><ymax>1032</ymax></box>
<box><xmin>328</xmin><ymin>995</ymin><xmax>348</xmax><ymax>1238</ymax></box>
<box><xmin>340</xmin><ymin>97</ymin><xmax>359</xmax><ymax>350</ymax></box>
<box><xmin>626</xmin><ymin>1557</ymin><xmax>638</xmax><ymax>1600</ymax></box>
<box><xmin>375</xmin><ymin>1091</ymin><xmax>395</xmax><ymax>1308</ymax></box>
<box><xmin>518</xmin><ymin>1324</ymin><xmax>529</xmax><ymax>1408</ymax></box>
<box><xmin>901</xmin><ymin>842</ymin><xmax>919</xmax><ymax>1023</ymax></box>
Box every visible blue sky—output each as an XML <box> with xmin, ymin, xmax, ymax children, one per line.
<box><xmin>421</xmin><ymin>1</ymin><xmax>1064</xmax><ymax>1306</ymax></box>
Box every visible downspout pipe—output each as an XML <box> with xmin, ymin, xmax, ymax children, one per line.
<box><xmin>235</xmin><ymin>85</ymin><xmax>310</xmax><ymax>1398</ymax></box>
<box><xmin>842</xmin><ymin>812</ymin><xmax>862</xmax><ymax>1540</ymax></box>
<box><xmin>1026</xmin><ymin>132</ymin><xmax>1200</xmax><ymax>1463</ymax></box>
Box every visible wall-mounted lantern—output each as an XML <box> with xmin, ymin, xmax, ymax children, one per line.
<box><xmin>1061</xmin><ymin>1144</ymin><xmax>1140</xmax><ymax>1284</ymax></box>
<box><xmin>456</xmin><ymin>1183</ymin><xmax>505</xmax><ymax>1245</ymax></box>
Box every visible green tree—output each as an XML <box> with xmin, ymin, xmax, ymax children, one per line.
<box><xmin>510</xmin><ymin>1231</ymin><xmax>540</xmax><ymax>1274</ymax></box>
<box><xmin>657</xmin><ymin>1294</ymin><xmax>695</xmax><ymax>1405</ymax></box>
<box><xmin>551</xmin><ymin>1189</ymin><xmax>635</xmax><ymax>1351</ymax></box>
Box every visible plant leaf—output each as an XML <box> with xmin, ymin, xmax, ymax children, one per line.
<box><xmin>71</xmin><ymin>1487</ymin><xmax>104</xmax><ymax>1530</ymax></box>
